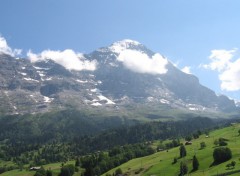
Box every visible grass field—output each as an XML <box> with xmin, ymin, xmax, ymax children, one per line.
<box><xmin>0</xmin><ymin>160</ymin><xmax>82</xmax><ymax>176</ymax></box>
<box><xmin>103</xmin><ymin>123</ymin><xmax>240</xmax><ymax>176</ymax></box>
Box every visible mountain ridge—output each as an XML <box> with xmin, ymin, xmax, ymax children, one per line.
<box><xmin>0</xmin><ymin>40</ymin><xmax>238</xmax><ymax>117</ymax></box>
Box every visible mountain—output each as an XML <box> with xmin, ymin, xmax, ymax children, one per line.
<box><xmin>0</xmin><ymin>40</ymin><xmax>238</xmax><ymax>118</ymax></box>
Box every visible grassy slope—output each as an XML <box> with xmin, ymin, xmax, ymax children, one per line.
<box><xmin>0</xmin><ymin>161</ymin><xmax>82</xmax><ymax>176</ymax></box>
<box><xmin>103</xmin><ymin>123</ymin><xmax>240</xmax><ymax>176</ymax></box>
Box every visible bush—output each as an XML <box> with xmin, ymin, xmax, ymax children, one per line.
<box><xmin>46</xmin><ymin>170</ymin><xmax>52</xmax><ymax>176</ymax></box>
<box><xmin>219</xmin><ymin>140</ymin><xmax>228</xmax><ymax>146</ymax></box>
<box><xmin>200</xmin><ymin>142</ymin><xmax>206</xmax><ymax>149</ymax></box>
<box><xmin>179</xmin><ymin>161</ymin><xmax>188</xmax><ymax>175</ymax></box>
<box><xmin>172</xmin><ymin>157</ymin><xmax>177</xmax><ymax>164</ymax></box>
<box><xmin>214</xmin><ymin>139</ymin><xmax>219</xmax><ymax>146</ymax></box>
<box><xmin>115</xmin><ymin>168</ymin><xmax>123</xmax><ymax>175</ymax></box>
<box><xmin>34</xmin><ymin>167</ymin><xmax>46</xmax><ymax>176</ymax></box>
<box><xmin>219</xmin><ymin>138</ymin><xmax>228</xmax><ymax>146</ymax></box>
<box><xmin>213</xmin><ymin>147</ymin><xmax>232</xmax><ymax>164</ymax></box>
<box><xmin>226</xmin><ymin>161</ymin><xmax>236</xmax><ymax>169</ymax></box>
<box><xmin>59</xmin><ymin>164</ymin><xmax>75</xmax><ymax>176</ymax></box>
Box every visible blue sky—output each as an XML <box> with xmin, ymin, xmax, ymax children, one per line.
<box><xmin>0</xmin><ymin>0</ymin><xmax>240</xmax><ymax>100</ymax></box>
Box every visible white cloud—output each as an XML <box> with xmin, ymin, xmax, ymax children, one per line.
<box><xmin>0</xmin><ymin>36</ymin><xmax>22</xmax><ymax>56</ymax></box>
<box><xmin>203</xmin><ymin>49</ymin><xmax>240</xmax><ymax>91</ymax></box>
<box><xmin>117</xmin><ymin>50</ymin><xmax>168</xmax><ymax>75</ymax></box>
<box><xmin>27</xmin><ymin>49</ymin><xmax>97</xmax><ymax>71</ymax></box>
<box><xmin>203</xmin><ymin>49</ymin><xmax>236</xmax><ymax>71</ymax></box>
<box><xmin>219</xmin><ymin>58</ymin><xmax>240</xmax><ymax>91</ymax></box>
<box><xmin>181</xmin><ymin>66</ymin><xmax>191</xmax><ymax>74</ymax></box>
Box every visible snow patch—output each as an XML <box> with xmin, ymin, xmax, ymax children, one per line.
<box><xmin>33</xmin><ymin>66</ymin><xmax>49</xmax><ymax>70</ymax></box>
<box><xmin>160</xmin><ymin>99</ymin><xmax>170</xmax><ymax>104</ymax></box>
<box><xmin>109</xmin><ymin>62</ymin><xmax>118</xmax><ymax>67</ymax></box>
<box><xmin>98</xmin><ymin>95</ymin><xmax>115</xmax><ymax>105</ymax></box>
<box><xmin>186</xmin><ymin>104</ymin><xmax>207</xmax><ymax>111</ymax></box>
<box><xmin>90</xmin><ymin>88</ymin><xmax>101</xmax><ymax>93</ymax></box>
<box><xmin>91</xmin><ymin>102</ymin><xmax>102</xmax><ymax>106</ymax></box>
<box><xmin>76</xmin><ymin>79</ymin><xmax>88</xmax><ymax>83</ymax></box>
<box><xmin>37</xmin><ymin>71</ymin><xmax>46</xmax><ymax>77</ymax></box>
<box><xmin>189</xmin><ymin>107</ymin><xmax>198</xmax><ymax>111</ymax></box>
<box><xmin>20</xmin><ymin>72</ymin><xmax>27</xmax><ymax>76</ymax></box>
<box><xmin>43</xmin><ymin>96</ymin><xmax>54</xmax><ymax>103</ymax></box>
<box><xmin>45</xmin><ymin>77</ymin><xmax>52</xmax><ymax>81</ymax></box>
<box><xmin>23</xmin><ymin>78</ymin><xmax>39</xmax><ymax>82</ymax></box>
<box><xmin>147</xmin><ymin>97</ymin><xmax>154</xmax><ymax>102</ymax></box>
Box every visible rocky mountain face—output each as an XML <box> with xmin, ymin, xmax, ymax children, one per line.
<box><xmin>0</xmin><ymin>40</ymin><xmax>238</xmax><ymax>116</ymax></box>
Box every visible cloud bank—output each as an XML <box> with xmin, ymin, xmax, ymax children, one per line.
<box><xmin>27</xmin><ymin>49</ymin><xmax>97</xmax><ymax>71</ymax></box>
<box><xmin>117</xmin><ymin>50</ymin><xmax>168</xmax><ymax>75</ymax></box>
<box><xmin>203</xmin><ymin>49</ymin><xmax>240</xmax><ymax>91</ymax></box>
<box><xmin>0</xmin><ymin>36</ymin><xmax>22</xmax><ymax>56</ymax></box>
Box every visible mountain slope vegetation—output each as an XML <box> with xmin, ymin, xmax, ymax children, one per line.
<box><xmin>103</xmin><ymin>122</ymin><xmax>240</xmax><ymax>176</ymax></box>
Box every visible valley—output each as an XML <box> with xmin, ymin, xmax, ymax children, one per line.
<box><xmin>1</xmin><ymin>117</ymin><xmax>240</xmax><ymax>176</ymax></box>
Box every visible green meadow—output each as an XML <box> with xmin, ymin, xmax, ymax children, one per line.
<box><xmin>103</xmin><ymin>123</ymin><xmax>240</xmax><ymax>176</ymax></box>
<box><xmin>0</xmin><ymin>161</ymin><xmax>81</xmax><ymax>176</ymax></box>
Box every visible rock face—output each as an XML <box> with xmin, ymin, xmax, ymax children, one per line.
<box><xmin>0</xmin><ymin>40</ymin><xmax>237</xmax><ymax>116</ymax></box>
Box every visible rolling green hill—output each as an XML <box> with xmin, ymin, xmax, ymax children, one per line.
<box><xmin>103</xmin><ymin>123</ymin><xmax>240</xmax><ymax>176</ymax></box>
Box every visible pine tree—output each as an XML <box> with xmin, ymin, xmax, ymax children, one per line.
<box><xmin>179</xmin><ymin>161</ymin><xmax>188</xmax><ymax>176</ymax></box>
<box><xmin>179</xmin><ymin>144</ymin><xmax>186</xmax><ymax>158</ymax></box>
<box><xmin>192</xmin><ymin>155</ymin><xmax>199</xmax><ymax>171</ymax></box>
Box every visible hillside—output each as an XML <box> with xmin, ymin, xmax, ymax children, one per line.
<box><xmin>103</xmin><ymin>123</ymin><xmax>240</xmax><ymax>176</ymax></box>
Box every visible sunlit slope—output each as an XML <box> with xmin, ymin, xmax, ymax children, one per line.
<box><xmin>103</xmin><ymin>123</ymin><xmax>240</xmax><ymax>176</ymax></box>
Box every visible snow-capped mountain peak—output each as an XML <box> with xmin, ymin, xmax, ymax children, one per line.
<box><xmin>0</xmin><ymin>40</ymin><xmax>238</xmax><ymax>116</ymax></box>
<box><xmin>108</xmin><ymin>39</ymin><xmax>142</xmax><ymax>54</ymax></box>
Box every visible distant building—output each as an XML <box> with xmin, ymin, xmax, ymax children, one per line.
<box><xmin>30</xmin><ymin>167</ymin><xmax>41</xmax><ymax>171</ymax></box>
<box><xmin>185</xmin><ymin>141</ymin><xmax>192</xmax><ymax>145</ymax></box>
<box><xmin>158</xmin><ymin>148</ymin><xmax>164</xmax><ymax>152</ymax></box>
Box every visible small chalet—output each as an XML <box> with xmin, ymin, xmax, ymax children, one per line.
<box><xmin>185</xmin><ymin>141</ymin><xmax>192</xmax><ymax>145</ymax></box>
<box><xmin>30</xmin><ymin>167</ymin><xmax>41</xmax><ymax>171</ymax></box>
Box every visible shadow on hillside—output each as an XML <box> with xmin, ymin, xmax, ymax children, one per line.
<box><xmin>211</xmin><ymin>169</ymin><xmax>240</xmax><ymax>176</ymax></box>
<box><xmin>189</xmin><ymin>169</ymin><xmax>197</xmax><ymax>173</ymax></box>
<box><xmin>209</xmin><ymin>162</ymin><xmax>217</xmax><ymax>167</ymax></box>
